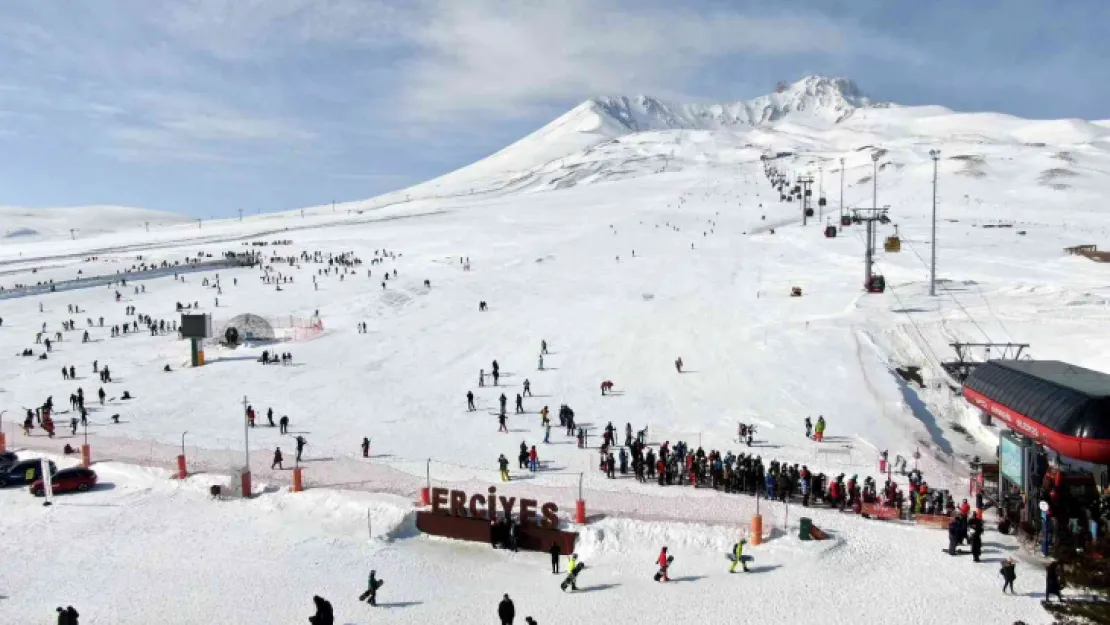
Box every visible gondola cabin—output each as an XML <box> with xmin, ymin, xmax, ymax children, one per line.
<box><xmin>866</xmin><ymin>275</ymin><xmax>886</xmax><ymax>293</ymax></box>
<box><xmin>824</xmin><ymin>225</ymin><xmax>837</xmax><ymax>238</ymax></box>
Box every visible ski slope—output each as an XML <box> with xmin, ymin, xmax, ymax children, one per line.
<box><xmin>1</xmin><ymin>75</ymin><xmax>1108</xmax><ymax>623</ymax></box>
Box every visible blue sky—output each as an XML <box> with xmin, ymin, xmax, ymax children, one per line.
<box><xmin>0</xmin><ymin>0</ymin><xmax>1105</xmax><ymax>217</ymax></box>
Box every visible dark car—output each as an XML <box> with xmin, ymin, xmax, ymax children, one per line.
<box><xmin>31</xmin><ymin>467</ymin><xmax>97</xmax><ymax>496</ymax></box>
<box><xmin>0</xmin><ymin>459</ymin><xmax>56</xmax><ymax>487</ymax></box>
<box><xmin>0</xmin><ymin>451</ymin><xmax>18</xmax><ymax>469</ymax></box>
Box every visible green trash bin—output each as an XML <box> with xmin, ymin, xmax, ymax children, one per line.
<box><xmin>799</xmin><ymin>517</ymin><xmax>812</xmax><ymax>541</ymax></box>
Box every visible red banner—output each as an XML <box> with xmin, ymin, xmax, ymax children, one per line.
<box><xmin>860</xmin><ymin>503</ymin><xmax>900</xmax><ymax>520</ymax></box>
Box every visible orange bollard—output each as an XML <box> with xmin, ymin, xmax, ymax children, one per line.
<box><xmin>0</xmin><ymin>431</ymin><xmax>6</xmax><ymax>453</ymax></box>
<box><xmin>750</xmin><ymin>514</ymin><xmax>763</xmax><ymax>546</ymax></box>
<box><xmin>575</xmin><ymin>500</ymin><xmax>587</xmax><ymax>524</ymax></box>
<box><xmin>80</xmin><ymin>444</ymin><xmax>91</xmax><ymax>469</ymax></box>
<box><xmin>420</xmin><ymin>486</ymin><xmax>431</xmax><ymax>506</ymax></box>
<box><xmin>176</xmin><ymin>455</ymin><xmax>187</xmax><ymax>479</ymax></box>
<box><xmin>241</xmin><ymin>471</ymin><xmax>252</xmax><ymax>498</ymax></box>
<box><xmin>291</xmin><ymin>467</ymin><xmax>303</xmax><ymax>492</ymax></box>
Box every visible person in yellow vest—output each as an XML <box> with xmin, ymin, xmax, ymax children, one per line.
<box><xmin>729</xmin><ymin>539</ymin><xmax>748</xmax><ymax>573</ymax></box>
<box><xmin>498</xmin><ymin>454</ymin><xmax>510</xmax><ymax>482</ymax></box>
<box><xmin>814</xmin><ymin>416</ymin><xmax>826</xmax><ymax>442</ymax></box>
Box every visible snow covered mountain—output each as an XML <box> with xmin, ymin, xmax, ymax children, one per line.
<box><xmin>0</xmin><ymin>204</ymin><xmax>190</xmax><ymax>242</ymax></box>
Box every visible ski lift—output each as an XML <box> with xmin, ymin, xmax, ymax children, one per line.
<box><xmin>866</xmin><ymin>274</ymin><xmax>886</xmax><ymax>294</ymax></box>
<box><xmin>786</xmin><ymin>195</ymin><xmax>793</xmax><ymax>203</ymax></box>
<box><xmin>840</xmin><ymin>215</ymin><xmax>852</xmax><ymax>227</ymax></box>
<box><xmin>818</xmin><ymin>197</ymin><xmax>827</xmax><ymax>207</ymax></box>
<box><xmin>792</xmin><ymin>185</ymin><xmax>801</xmax><ymax>195</ymax></box>
<box><xmin>884</xmin><ymin>226</ymin><xmax>901</xmax><ymax>253</ymax></box>
<box><xmin>780</xmin><ymin>194</ymin><xmax>786</xmax><ymax>201</ymax></box>
<box><xmin>824</xmin><ymin>225</ymin><xmax>837</xmax><ymax>238</ymax></box>
<box><xmin>804</xmin><ymin>189</ymin><xmax>812</xmax><ymax>197</ymax></box>
<box><xmin>805</xmin><ymin>208</ymin><xmax>814</xmax><ymax>217</ymax></box>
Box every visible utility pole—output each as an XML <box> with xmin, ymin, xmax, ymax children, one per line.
<box><xmin>852</xmin><ymin>206</ymin><xmax>890</xmax><ymax>292</ymax></box>
<box><xmin>817</xmin><ymin>163</ymin><xmax>824</xmax><ymax>220</ymax></box>
<box><xmin>798</xmin><ymin>175</ymin><xmax>814</xmax><ymax>226</ymax></box>
<box><xmin>929</xmin><ymin>149</ymin><xmax>941</xmax><ymax>296</ymax></box>
<box><xmin>145</xmin><ymin>221</ymin><xmax>149</xmax><ymax>233</ymax></box>
<box><xmin>839</xmin><ymin>157</ymin><xmax>845</xmax><ymax>223</ymax></box>
<box><xmin>69</xmin><ymin>228</ymin><xmax>76</xmax><ymax>241</ymax></box>
<box><xmin>238</xmin><ymin>209</ymin><xmax>243</xmax><ymax>222</ymax></box>
<box><xmin>871</xmin><ymin>150</ymin><xmax>881</xmax><ymax>256</ymax></box>
<box><xmin>242</xmin><ymin>395</ymin><xmax>250</xmax><ymax>497</ymax></box>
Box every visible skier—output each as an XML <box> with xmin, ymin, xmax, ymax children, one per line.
<box><xmin>361</xmin><ymin>437</ymin><xmax>371</xmax><ymax>458</ymax></box>
<box><xmin>654</xmin><ymin>547</ymin><xmax>671</xmax><ymax>582</ymax></box>
<box><xmin>515</xmin><ymin>394</ymin><xmax>524</xmax><ymax>414</ymax></box>
<box><xmin>467</xmin><ymin>390</ymin><xmax>476</xmax><ymax>411</ymax></box>
<box><xmin>814</xmin><ymin>416</ymin><xmax>826</xmax><ymax>442</ymax></box>
<box><xmin>295</xmin><ymin>435</ymin><xmax>307</xmax><ymax>462</ymax></box>
<box><xmin>272</xmin><ymin>447</ymin><xmax>284</xmax><ymax>470</ymax></box>
<box><xmin>804</xmin><ymin>416</ymin><xmax>812</xmax><ymax>439</ymax></box>
<box><xmin>729</xmin><ymin>539</ymin><xmax>748</xmax><ymax>573</ymax></box>
<box><xmin>359</xmin><ymin>570</ymin><xmax>384</xmax><ymax>606</ymax></box>
<box><xmin>498</xmin><ymin>454</ymin><xmax>510</xmax><ymax>482</ymax></box>
<box><xmin>1000</xmin><ymin>558</ymin><xmax>1017</xmax><ymax>594</ymax></box>
<box><xmin>498</xmin><ymin>594</ymin><xmax>515</xmax><ymax>625</ymax></box>
<box><xmin>522</xmin><ymin>378</ymin><xmax>531</xmax><ymax>397</ymax></box>
<box><xmin>309</xmin><ymin>595</ymin><xmax>334</xmax><ymax>625</ymax></box>
<box><xmin>561</xmin><ymin>555</ymin><xmax>583</xmax><ymax>592</ymax></box>
<box><xmin>280</xmin><ymin>415</ymin><xmax>290</xmax><ymax>435</ymax></box>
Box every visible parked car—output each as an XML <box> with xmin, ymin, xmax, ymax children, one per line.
<box><xmin>31</xmin><ymin>467</ymin><xmax>98</xmax><ymax>496</ymax></box>
<box><xmin>0</xmin><ymin>459</ymin><xmax>56</xmax><ymax>487</ymax></box>
<box><xmin>0</xmin><ymin>451</ymin><xmax>18</xmax><ymax>469</ymax></box>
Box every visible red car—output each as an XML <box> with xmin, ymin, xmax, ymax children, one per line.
<box><xmin>30</xmin><ymin>467</ymin><xmax>98</xmax><ymax>496</ymax></box>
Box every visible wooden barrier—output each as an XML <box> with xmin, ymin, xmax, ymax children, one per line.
<box><xmin>913</xmin><ymin>514</ymin><xmax>952</xmax><ymax>529</ymax></box>
<box><xmin>416</xmin><ymin>511</ymin><xmax>577</xmax><ymax>554</ymax></box>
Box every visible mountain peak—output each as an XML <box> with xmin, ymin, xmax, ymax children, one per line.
<box><xmin>585</xmin><ymin>76</ymin><xmax>882</xmax><ymax>134</ymax></box>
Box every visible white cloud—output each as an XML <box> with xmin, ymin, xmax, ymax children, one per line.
<box><xmin>394</xmin><ymin>0</ymin><xmax>924</xmax><ymax>120</ymax></box>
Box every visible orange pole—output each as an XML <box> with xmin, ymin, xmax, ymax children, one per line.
<box><xmin>176</xmin><ymin>454</ymin><xmax>187</xmax><ymax>479</ymax></box>
<box><xmin>291</xmin><ymin>467</ymin><xmax>303</xmax><ymax>492</ymax></box>
<box><xmin>750</xmin><ymin>514</ymin><xmax>763</xmax><ymax>546</ymax></box>
<box><xmin>241</xmin><ymin>471</ymin><xmax>252</xmax><ymax>498</ymax></box>
<box><xmin>420</xmin><ymin>486</ymin><xmax>431</xmax><ymax>506</ymax></box>
<box><xmin>80</xmin><ymin>444</ymin><xmax>91</xmax><ymax>469</ymax></box>
<box><xmin>575</xmin><ymin>499</ymin><xmax>587</xmax><ymax>524</ymax></box>
<box><xmin>0</xmin><ymin>432</ymin><xmax>6</xmax><ymax>453</ymax></box>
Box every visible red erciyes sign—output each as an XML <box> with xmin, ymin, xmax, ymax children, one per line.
<box><xmin>430</xmin><ymin>486</ymin><xmax>559</xmax><ymax>529</ymax></box>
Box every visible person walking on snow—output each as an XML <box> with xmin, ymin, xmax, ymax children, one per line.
<box><xmin>360</xmin><ymin>570</ymin><xmax>383</xmax><ymax>606</ymax></box>
<box><xmin>529</xmin><ymin>446</ymin><xmax>538</xmax><ymax>472</ymax></box>
<box><xmin>499</xmin><ymin>393</ymin><xmax>508</xmax><ymax>417</ymax></box>
<box><xmin>674</xmin><ymin>357</ymin><xmax>683</xmax><ymax>373</ymax></box>
<box><xmin>279</xmin><ymin>415</ymin><xmax>290</xmax><ymax>435</ymax></box>
<box><xmin>361</xmin><ymin>437</ymin><xmax>371</xmax><ymax>458</ymax></box>
<box><xmin>479</xmin><ymin>369</ymin><xmax>485</xmax><ymax>387</ymax></box>
<box><xmin>523</xmin><ymin>379</ymin><xmax>532</xmax><ymax>397</ymax></box>
<box><xmin>561</xmin><ymin>554</ymin><xmax>583</xmax><ymax>592</ymax></box>
<box><xmin>267</xmin><ymin>407</ymin><xmax>275</xmax><ymax>427</ymax></box>
<box><xmin>814</xmin><ymin>416</ymin><xmax>826</xmax><ymax>442</ymax></box>
<box><xmin>541</xmin><ymin>340</ymin><xmax>548</xmax><ymax>355</ymax></box>
<box><xmin>295</xmin><ymin>435</ymin><xmax>307</xmax><ymax>462</ymax></box>
<box><xmin>498</xmin><ymin>413</ymin><xmax>508</xmax><ymax>433</ymax></box>
<box><xmin>548</xmin><ymin>543</ymin><xmax>561</xmax><ymax>574</ymax></box>
<box><xmin>729</xmin><ymin>539</ymin><xmax>748</xmax><ymax>573</ymax></box>
<box><xmin>515</xmin><ymin>394</ymin><xmax>524</xmax><ymax>414</ymax></box>
<box><xmin>538</xmin><ymin>354</ymin><xmax>544</xmax><ymax>371</ymax></box>
<box><xmin>271</xmin><ymin>447</ymin><xmax>284</xmax><ymax>470</ymax></box>
<box><xmin>655</xmin><ymin>547</ymin><xmax>671</xmax><ymax>582</ymax></box>
<box><xmin>498</xmin><ymin>594</ymin><xmax>515</xmax><ymax>625</ymax></box>
<box><xmin>1000</xmin><ymin>558</ymin><xmax>1017</xmax><ymax>594</ymax></box>
<box><xmin>467</xmin><ymin>390</ymin><xmax>476</xmax><ymax>411</ymax></box>
<box><xmin>498</xmin><ymin>454</ymin><xmax>510</xmax><ymax>482</ymax></box>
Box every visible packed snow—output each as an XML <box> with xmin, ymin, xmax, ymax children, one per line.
<box><xmin>2</xmin><ymin>75</ymin><xmax>1106</xmax><ymax>623</ymax></box>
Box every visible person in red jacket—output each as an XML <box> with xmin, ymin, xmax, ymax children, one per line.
<box><xmin>656</xmin><ymin>547</ymin><xmax>670</xmax><ymax>582</ymax></box>
<box><xmin>959</xmin><ymin>499</ymin><xmax>971</xmax><ymax>517</ymax></box>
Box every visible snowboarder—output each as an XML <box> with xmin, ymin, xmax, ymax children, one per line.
<box><xmin>295</xmin><ymin>435</ymin><xmax>307</xmax><ymax>462</ymax></box>
<box><xmin>309</xmin><ymin>595</ymin><xmax>333</xmax><ymax>625</ymax></box>
<box><xmin>1000</xmin><ymin>558</ymin><xmax>1017</xmax><ymax>594</ymax></box>
<box><xmin>561</xmin><ymin>556</ymin><xmax>584</xmax><ymax>592</ymax></box>
<box><xmin>359</xmin><ymin>570</ymin><xmax>383</xmax><ymax>606</ymax></box>
<box><xmin>498</xmin><ymin>454</ymin><xmax>510</xmax><ymax>481</ymax></box>
<box><xmin>361</xmin><ymin>437</ymin><xmax>370</xmax><ymax>458</ymax></box>
<box><xmin>272</xmin><ymin>448</ymin><xmax>283</xmax><ymax>470</ymax></box>
<box><xmin>729</xmin><ymin>539</ymin><xmax>748</xmax><ymax>573</ymax></box>
<box><xmin>498</xmin><ymin>594</ymin><xmax>515</xmax><ymax>625</ymax></box>
<box><xmin>654</xmin><ymin>547</ymin><xmax>672</xmax><ymax>582</ymax></box>
<box><xmin>467</xmin><ymin>390</ymin><xmax>476</xmax><ymax>411</ymax></box>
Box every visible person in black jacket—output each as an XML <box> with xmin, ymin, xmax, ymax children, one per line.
<box><xmin>548</xmin><ymin>543</ymin><xmax>562</xmax><ymax>574</ymax></box>
<box><xmin>309</xmin><ymin>595</ymin><xmax>334</xmax><ymax>625</ymax></box>
<box><xmin>1046</xmin><ymin>561</ymin><xmax>1064</xmax><ymax>602</ymax></box>
<box><xmin>498</xmin><ymin>593</ymin><xmax>515</xmax><ymax>625</ymax></box>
